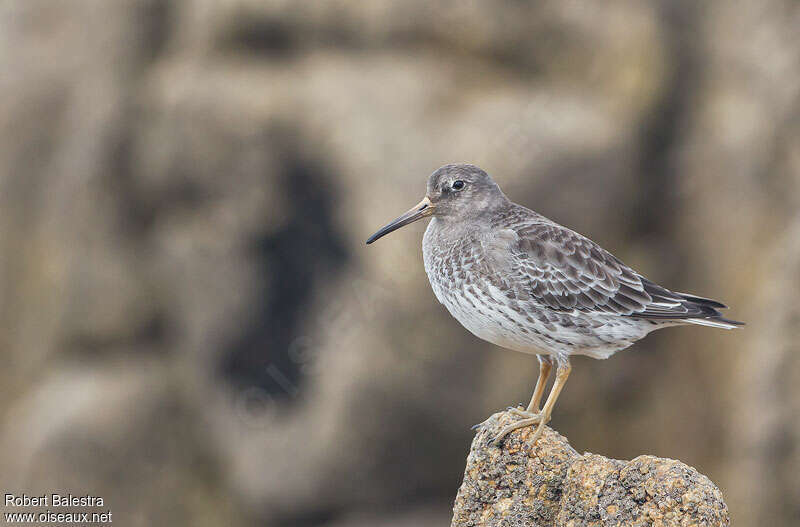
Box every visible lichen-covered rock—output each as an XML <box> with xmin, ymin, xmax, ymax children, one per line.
<box><xmin>452</xmin><ymin>411</ymin><xmax>729</xmax><ymax>527</ymax></box>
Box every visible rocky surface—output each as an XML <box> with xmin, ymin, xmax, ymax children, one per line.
<box><xmin>452</xmin><ymin>411</ymin><xmax>729</xmax><ymax>527</ymax></box>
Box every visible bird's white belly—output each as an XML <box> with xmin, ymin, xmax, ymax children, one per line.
<box><xmin>442</xmin><ymin>289</ymin><xmax>651</xmax><ymax>359</ymax></box>
<box><xmin>428</xmin><ymin>267</ymin><xmax>653</xmax><ymax>359</ymax></box>
<box><xmin>443</xmin><ymin>282</ymin><xmax>543</xmax><ymax>353</ymax></box>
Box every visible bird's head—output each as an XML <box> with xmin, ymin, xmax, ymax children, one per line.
<box><xmin>366</xmin><ymin>164</ymin><xmax>508</xmax><ymax>244</ymax></box>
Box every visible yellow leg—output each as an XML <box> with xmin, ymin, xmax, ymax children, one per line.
<box><xmin>507</xmin><ymin>355</ymin><xmax>552</xmax><ymax>418</ymax></box>
<box><xmin>526</xmin><ymin>355</ymin><xmax>553</xmax><ymax>413</ymax></box>
<box><xmin>528</xmin><ymin>360</ymin><xmax>571</xmax><ymax>445</ymax></box>
<box><xmin>493</xmin><ymin>359</ymin><xmax>571</xmax><ymax>445</ymax></box>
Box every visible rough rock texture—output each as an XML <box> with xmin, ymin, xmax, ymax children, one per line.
<box><xmin>452</xmin><ymin>411</ymin><xmax>729</xmax><ymax>527</ymax></box>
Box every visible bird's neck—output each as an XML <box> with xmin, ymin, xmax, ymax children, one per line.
<box><xmin>438</xmin><ymin>198</ymin><xmax>512</xmax><ymax>226</ymax></box>
<box><xmin>429</xmin><ymin>209</ymin><xmax>500</xmax><ymax>241</ymax></box>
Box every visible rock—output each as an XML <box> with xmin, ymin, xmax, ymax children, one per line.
<box><xmin>451</xmin><ymin>411</ymin><xmax>729</xmax><ymax>527</ymax></box>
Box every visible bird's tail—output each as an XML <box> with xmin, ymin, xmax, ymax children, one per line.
<box><xmin>685</xmin><ymin>317</ymin><xmax>744</xmax><ymax>330</ymax></box>
<box><xmin>675</xmin><ymin>291</ymin><xmax>744</xmax><ymax>330</ymax></box>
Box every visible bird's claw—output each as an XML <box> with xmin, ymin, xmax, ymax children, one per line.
<box><xmin>475</xmin><ymin>407</ymin><xmax>548</xmax><ymax>440</ymax></box>
<box><xmin>506</xmin><ymin>406</ymin><xmax>540</xmax><ymax>419</ymax></box>
<box><xmin>490</xmin><ymin>411</ymin><xmax>548</xmax><ymax>445</ymax></box>
<box><xmin>471</xmin><ymin>415</ymin><xmax>494</xmax><ymax>430</ymax></box>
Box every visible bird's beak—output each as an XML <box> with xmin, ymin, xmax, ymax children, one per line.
<box><xmin>366</xmin><ymin>197</ymin><xmax>434</xmax><ymax>244</ymax></box>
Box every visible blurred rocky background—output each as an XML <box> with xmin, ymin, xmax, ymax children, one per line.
<box><xmin>0</xmin><ymin>1</ymin><xmax>797</xmax><ymax>526</ymax></box>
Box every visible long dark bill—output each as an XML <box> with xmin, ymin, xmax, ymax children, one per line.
<box><xmin>366</xmin><ymin>197</ymin><xmax>434</xmax><ymax>244</ymax></box>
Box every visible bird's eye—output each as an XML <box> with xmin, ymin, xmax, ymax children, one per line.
<box><xmin>452</xmin><ymin>180</ymin><xmax>465</xmax><ymax>191</ymax></box>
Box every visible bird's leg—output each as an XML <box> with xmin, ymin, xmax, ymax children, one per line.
<box><xmin>493</xmin><ymin>359</ymin><xmax>571</xmax><ymax>445</ymax></box>
<box><xmin>527</xmin><ymin>355</ymin><xmax>552</xmax><ymax>412</ymax></box>
<box><xmin>527</xmin><ymin>359</ymin><xmax>571</xmax><ymax>445</ymax></box>
<box><xmin>507</xmin><ymin>355</ymin><xmax>552</xmax><ymax>418</ymax></box>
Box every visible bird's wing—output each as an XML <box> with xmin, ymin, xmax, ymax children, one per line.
<box><xmin>495</xmin><ymin>221</ymin><xmax>718</xmax><ymax>319</ymax></box>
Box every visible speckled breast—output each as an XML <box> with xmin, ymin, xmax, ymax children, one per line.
<box><xmin>422</xmin><ymin>219</ymin><xmax>543</xmax><ymax>353</ymax></box>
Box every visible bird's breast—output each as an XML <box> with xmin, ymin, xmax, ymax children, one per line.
<box><xmin>422</xmin><ymin>220</ymin><xmax>476</xmax><ymax>306</ymax></box>
<box><xmin>422</xmin><ymin>222</ymin><xmax>532</xmax><ymax>350</ymax></box>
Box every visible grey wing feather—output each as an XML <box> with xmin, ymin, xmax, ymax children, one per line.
<box><xmin>503</xmin><ymin>221</ymin><xmax>738</xmax><ymax>323</ymax></box>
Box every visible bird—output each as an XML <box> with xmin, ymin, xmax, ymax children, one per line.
<box><xmin>366</xmin><ymin>164</ymin><xmax>743</xmax><ymax>446</ymax></box>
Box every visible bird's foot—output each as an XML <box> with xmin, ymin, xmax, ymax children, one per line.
<box><xmin>490</xmin><ymin>412</ymin><xmax>548</xmax><ymax>445</ymax></box>
<box><xmin>471</xmin><ymin>416</ymin><xmax>493</xmax><ymax>431</ymax></box>
<box><xmin>474</xmin><ymin>407</ymin><xmax>548</xmax><ymax>437</ymax></box>
<box><xmin>506</xmin><ymin>405</ymin><xmax>539</xmax><ymax>419</ymax></box>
